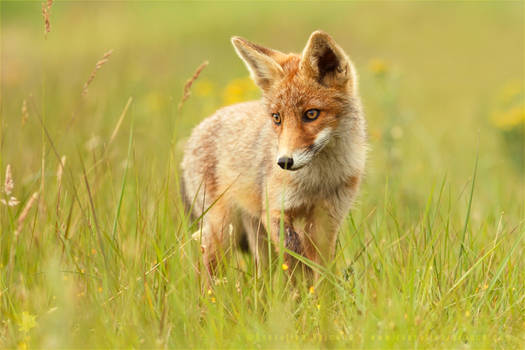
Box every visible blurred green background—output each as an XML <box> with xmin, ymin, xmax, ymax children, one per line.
<box><xmin>2</xmin><ymin>1</ymin><xmax>523</xmax><ymax>200</ymax></box>
<box><xmin>1</xmin><ymin>1</ymin><xmax>524</xmax><ymax>348</ymax></box>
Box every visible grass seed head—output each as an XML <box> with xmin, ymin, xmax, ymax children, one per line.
<box><xmin>8</xmin><ymin>197</ymin><xmax>20</xmax><ymax>207</ymax></box>
<box><xmin>178</xmin><ymin>60</ymin><xmax>208</xmax><ymax>111</ymax></box>
<box><xmin>42</xmin><ymin>2</ymin><xmax>51</xmax><ymax>37</ymax></box>
<box><xmin>4</xmin><ymin>164</ymin><xmax>14</xmax><ymax>196</ymax></box>
<box><xmin>82</xmin><ymin>50</ymin><xmax>114</xmax><ymax>96</ymax></box>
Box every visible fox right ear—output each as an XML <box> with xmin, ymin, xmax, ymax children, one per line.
<box><xmin>231</xmin><ymin>36</ymin><xmax>284</xmax><ymax>92</ymax></box>
<box><xmin>300</xmin><ymin>31</ymin><xmax>355</xmax><ymax>90</ymax></box>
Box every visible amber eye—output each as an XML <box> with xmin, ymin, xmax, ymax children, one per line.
<box><xmin>303</xmin><ymin>109</ymin><xmax>320</xmax><ymax>121</ymax></box>
<box><xmin>272</xmin><ymin>113</ymin><xmax>281</xmax><ymax>125</ymax></box>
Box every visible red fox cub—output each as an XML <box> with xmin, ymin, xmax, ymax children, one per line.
<box><xmin>181</xmin><ymin>30</ymin><xmax>366</xmax><ymax>276</ymax></box>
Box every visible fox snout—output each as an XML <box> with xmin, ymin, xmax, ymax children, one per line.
<box><xmin>276</xmin><ymin>149</ymin><xmax>311</xmax><ymax>171</ymax></box>
<box><xmin>276</xmin><ymin>127</ymin><xmax>333</xmax><ymax>171</ymax></box>
<box><xmin>277</xmin><ymin>156</ymin><xmax>294</xmax><ymax>170</ymax></box>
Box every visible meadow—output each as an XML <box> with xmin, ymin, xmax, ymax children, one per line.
<box><xmin>1</xmin><ymin>1</ymin><xmax>524</xmax><ymax>348</ymax></box>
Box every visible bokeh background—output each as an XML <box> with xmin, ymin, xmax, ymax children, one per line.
<box><xmin>3</xmin><ymin>2</ymin><xmax>523</xmax><ymax>202</ymax></box>
<box><xmin>1</xmin><ymin>1</ymin><xmax>524</xmax><ymax>348</ymax></box>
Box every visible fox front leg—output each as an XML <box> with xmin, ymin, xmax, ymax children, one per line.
<box><xmin>303</xmin><ymin>205</ymin><xmax>340</xmax><ymax>269</ymax></box>
<box><xmin>194</xmin><ymin>202</ymin><xmax>234</xmax><ymax>281</ymax></box>
<box><xmin>241</xmin><ymin>215</ymin><xmax>269</xmax><ymax>277</ymax></box>
<box><xmin>304</xmin><ymin>177</ymin><xmax>361</xmax><ymax>270</ymax></box>
<box><xmin>261</xmin><ymin>209</ymin><xmax>306</xmax><ymax>272</ymax></box>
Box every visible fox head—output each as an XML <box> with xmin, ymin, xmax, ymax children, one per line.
<box><xmin>232</xmin><ymin>30</ymin><xmax>358</xmax><ymax>171</ymax></box>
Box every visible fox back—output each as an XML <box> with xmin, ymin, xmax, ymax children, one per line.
<box><xmin>181</xmin><ymin>31</ymin><xmax>366</xmax><ymax>276</ymax></box>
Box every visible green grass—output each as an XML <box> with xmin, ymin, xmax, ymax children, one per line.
<box><xmin>1</xmin><ymin>2</ymin><xmax>524</xmax><ymax>348</ymax></box>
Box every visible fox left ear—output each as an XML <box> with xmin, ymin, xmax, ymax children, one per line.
<box><xmin>300</xmin><ymin>31</ymin><xmax>356</xmax><ymax>90</ymax></box>
<box><xmin>231</xmin><ymin>36</ymin><xmax>285</xmax><ymax>93</ymax></box>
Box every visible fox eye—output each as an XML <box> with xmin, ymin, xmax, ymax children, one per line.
<box><xmin>272</xmin><ymin>113</ymin><xmax>281</xmax><ymax>125</ymax></box>
<box><xmin>303</xmin><ymin>109</ymin><xmax>320</xmax><ymax>121</ymax></box>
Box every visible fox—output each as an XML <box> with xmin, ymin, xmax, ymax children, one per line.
<box><xmin>181</xmin><ymin>30</ymin><xmax>367</xmax><ymax>278</ymax></box>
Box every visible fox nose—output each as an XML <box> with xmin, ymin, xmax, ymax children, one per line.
<box><xmin>277</xmin><ymin>157</ymin><xmax>294</xmax><ymax>170</ymax></box>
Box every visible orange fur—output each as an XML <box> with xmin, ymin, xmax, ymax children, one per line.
<box><xmin>181</xmin><ymin>31</ymin><xmax>367</xmax><ymax>278</ymax></box>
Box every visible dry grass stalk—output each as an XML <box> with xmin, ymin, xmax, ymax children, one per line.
<box><xmin>178</xmin><ymin>60</ymin><xmax>209</xmax><ymax>111</ymax></box>
<box><xmin>21</xmin><ymin>100</ymin><xmax>29</xmax><ymax>126</ymax></box>
<box><xmin>109</xmin><ymin>97</ymin><xmax>133</xmax><ymax>145</ymax></box>
<box><xmin>4</xmin><ymin>164</ymin><xmax>14</xmax><ymax>196</ymax></box>
<box><xmin>55</xmin><ymin>155</ymin><xmax>66</xmax><ymax>236</ymax></box>
<box><xmin>57</xmin><ymin>155</ymin><xmax>66</xmax><ymax>190</ymax></box>
<box><xmin>82</xmin><ymin>50</ymin><xmax>114</xmax><ymax>96</ymax></box>
<box><xmin>15</xmin><ymin>192</ymin><xmax>39</xmax><ymax>236</ymax></box>
<box><xmin>42</xmin><ymin>0</ymin><xmax>52</xmax><ymax>37</ymax></box>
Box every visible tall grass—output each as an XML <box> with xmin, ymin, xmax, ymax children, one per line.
<box><xmin>1</xmin><ymin>2</ymin><xmax>523</xmax><ymax>348</ymax></box>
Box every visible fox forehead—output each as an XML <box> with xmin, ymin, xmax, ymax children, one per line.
<box><xmin>265</xmin><ymin>78</ymin><xmax>351</xmax><ymax>116</ymax></box>
<box><xmin>263</xmin><ymin>55</ymin><xmax>351</xmax><ymax>115</ymax></box>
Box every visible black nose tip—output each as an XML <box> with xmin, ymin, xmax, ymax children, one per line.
<box><xmin>277</xmin><ymin>157</ymin><xmax>294</xmax><ymax>170</ymax></box>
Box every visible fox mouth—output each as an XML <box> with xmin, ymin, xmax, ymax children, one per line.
<box><xmin>278</xmin><ymin>163</ymin><xmax>304</xmax><ymax>171</ymax></box>
<box><xmin>282</xmin><ymin>165</ymin><xmax>304</xmax><ymax>171</ymax></box>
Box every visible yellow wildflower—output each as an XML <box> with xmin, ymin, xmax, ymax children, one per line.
<box><xmin>222</xmin><ymin>76</ymin><xmax>258</xmax><ymax>105</ymax></box>
<box><xmin>368</xmin><ymin>58</ymin><xmax>389</xmax><ymax>76</ymax></box>
<box><xmin>491</xmin><ymin>104</ymin><xmax>525</xmax><ymax>130</ymax></box>
<box><xmin>309</xmin><ymin>286</ymin><xmax>315</xmax><ymax>294</ymax></box>
<box><xmin>281</xmin><ymin>263</ymin><xmax>289</xmax><ymax>271</ymax></box>
<box><xmin>18</xmin><ymin>312</ymin><xmax>36</xmax><ymax>333</ymax></box>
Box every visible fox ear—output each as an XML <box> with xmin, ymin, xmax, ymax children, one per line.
<box><xmin>231</xmin><ymin>36</ymin><xmax>284</xmax><ymax>92</ymax></box>
<box><xmin>300</xmin><ymin>31</ymin><xmax>355</xmax><ymax>89</ymax></box>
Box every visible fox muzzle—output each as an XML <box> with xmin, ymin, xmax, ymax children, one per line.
<box><xmin>277</xmin><ymin>156</ymin><xmax>294</xmax><ymax>170</ymax></box>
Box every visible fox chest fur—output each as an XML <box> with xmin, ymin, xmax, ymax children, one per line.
<box><xmin>181</xmin><ymin>31</ymin><xmax>367</xmax><ymax>275</ymax></box>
